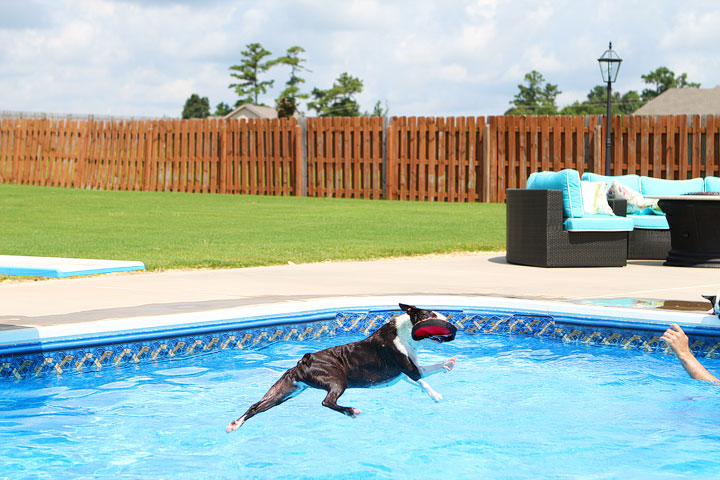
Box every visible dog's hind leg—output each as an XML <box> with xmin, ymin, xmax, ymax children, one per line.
<box><xmin>302</xmin><ymin>371</ymin><xmax>361</xmax><ymax>417</ymax></box>
<box><xmin>320</xmin><ymin>383</ymin><xmax>362</xmax><ymax>418</ymax></box>
<box><xmin>226</xmin><ymin>368</ymin><xmax>304</xmax><ymax>433</ymax></box>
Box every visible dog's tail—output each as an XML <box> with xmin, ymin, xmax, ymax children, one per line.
<box><xmin>226</xmin><ymin>367</ymin><xmax>303</xmax><ymax>433</ymax></box>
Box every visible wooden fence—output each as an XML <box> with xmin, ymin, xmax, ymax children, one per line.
<box><xmin>306</xmin><ymin>116</ymin><xmax>384</xmax><ymax>199</ymax></box>
<box><xmin>388</xmin><ymin>116</ymin><xmax>486</xmax><ymax>202</ymax></box>
<box><xmin>0</xmin><ymin>117</ymin><xmax>301</xmax><ymax>196</ymax></box>
<box><xmin>1</xmin><ymin>115</ymin><xmax>718</xmax><ymax>203</ymax></box>
<box><xmin>491</xmin><ymin>114</ymin><xmax>720</xmax><ymax>202</ymax></box>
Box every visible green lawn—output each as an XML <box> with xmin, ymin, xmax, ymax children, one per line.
<box><xmin>0</xmin><ymin>183</ymin><xmax>506</xmax><ymax>271</ymax></box>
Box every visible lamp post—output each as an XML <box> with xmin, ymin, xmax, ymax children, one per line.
<box><xmin>597</xmin><ymin>42</ymin><xmax>622</xmax><ymax>176</ymax></box>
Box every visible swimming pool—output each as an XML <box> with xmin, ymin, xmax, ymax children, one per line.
<box><xmin>2</xmin><ymin>296</ymin><xmax>720</xmax><ymax>478</ymax></box>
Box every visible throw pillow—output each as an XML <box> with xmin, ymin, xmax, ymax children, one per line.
<box><xmin>581</xmin><ymin>181</ymin><xmax>614</xmax><ymax>215</ymax></box>
<box><xmin>608</xmin><ymin>180</ymin><xmax>662</xmax><ymax>215</ymax></box>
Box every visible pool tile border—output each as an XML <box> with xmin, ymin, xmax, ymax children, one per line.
<box><xmin>3</xmin><ymin>302</ymin><xmax>720</xmax><ymax>381</ymax></box>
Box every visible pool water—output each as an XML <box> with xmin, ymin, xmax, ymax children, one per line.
<box><xmin>2</xmin><ymin>331</ymin><xmax>720</xmax><ymax>479</ymax></box>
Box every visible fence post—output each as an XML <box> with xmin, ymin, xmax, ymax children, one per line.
<box><xmin>593</xmin><ymin>124</ymin><xmax>602</xmax><ymax>174</ymax></box>
<box><xmin>74</xmin><ymin>120</ymin><xmax>90</xmax><ymax>188</ymax></box>
<box><xmin>294</xmin><ymin>118</ymin><xmax>306</xmax><ymax>196</ymax></box>
<box><xmin>12</xmin><ymin>119</ymin><xmax>24</xmax><ymax>183</ymax></box>
<box><xmin>383</xmin><ymin>116</ymin><xmax>394</xmax><ymax>200</ymax></box>
<box><xmin>300</xmin><ymin>117</ymin><xmax>308</xmax><ymax>196</ymax></box>
<box><xmin>482</xmin><ymin>122</ymin><xmax>491</xmax><ymax>202</ymax></box>
<box><xmin>219</xmin><ymin>120</ymin><xmax>227</xmax><ymax>194</ymax></box>
<box><xmin>142</xmin><ymin>123</ymin><xmax>153</xmax><ymax>191</ymax></box>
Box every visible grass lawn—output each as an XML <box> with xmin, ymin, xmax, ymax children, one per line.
<box><xmin>0</xmin><ymin>183</ymin><xmax>505</xmax><ymax>271</ymax></box>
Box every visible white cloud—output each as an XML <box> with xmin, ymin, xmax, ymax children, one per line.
<box><xmin>438</xmin><ymin>64</ymin><xmax>470</xmax><ymax>83</ymax></box>
<box><xmin>0</xmin><ymin>0</ymin><xmax>718</xmax><ymax>117</ymax></box>
<box><xmin>466</xmin><ymin>0</ymin><xmax>497</xmax><ymax>18</ymax></box>
<box><xmin>660</xmin><ymin>11</ymin><xmax>720</xmax><ymax>48</ymax></box>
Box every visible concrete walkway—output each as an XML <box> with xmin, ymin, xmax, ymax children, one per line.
<box><xmin>2</xmin><ymin>252</ymin><xmax>719</xmax><ymax>331</ymax></box>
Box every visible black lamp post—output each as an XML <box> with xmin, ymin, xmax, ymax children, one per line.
<box><xmin>597</xmin><ymin>42</ymin><xmax>622</xmax><ymax>176</ymax></box>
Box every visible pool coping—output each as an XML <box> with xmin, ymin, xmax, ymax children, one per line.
<box><xmin>3</xmin><ymin>294</ymin><xmax>719</xmax><ymax>354</ymax></box>
<box><xmin>4</xmin><ymin>294</ymin><xmax>720</xmax><ymax>381</ymax></box>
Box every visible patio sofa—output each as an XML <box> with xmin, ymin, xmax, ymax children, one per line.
<box><xmin>582</xmin><ymin>173</ymin><xmax>720</xmax><ymax>260</ymax></box>
<box><xmin>506</xmin><ymin>169</ymin><xmax>634</xmax><ymax>267</ymax></box>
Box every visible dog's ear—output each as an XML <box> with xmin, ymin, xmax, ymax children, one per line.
<box><xmin>399</xmin><ymin>303</ymin><xmax>415</xmax><ymax>313</ymax></box>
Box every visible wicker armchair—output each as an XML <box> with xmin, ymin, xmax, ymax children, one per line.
<box><xmin>505</xmin><ymin>189</ymin><xmax>629</xmax><ymax>267</ymax></box>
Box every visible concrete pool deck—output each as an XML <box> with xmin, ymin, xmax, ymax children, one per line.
<box><xmin>1</xmin><ymin>252</ymin><xmax>719</xmax><ymax>335</ymax></box>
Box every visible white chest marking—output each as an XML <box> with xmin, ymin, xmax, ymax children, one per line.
<box><xmin>393</xmin><ymin>315</ymin><xmax>418</xmax><ymax>365</ymax></box>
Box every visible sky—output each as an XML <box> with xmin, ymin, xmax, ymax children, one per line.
<box><xmin>1</xmin><ymin>0</ymin><xmax>718</xmax><ymax>118</ymax></box>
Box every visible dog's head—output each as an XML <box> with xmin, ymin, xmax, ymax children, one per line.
<box><xmin>702</xmin><ymin>292</ymin><xmax>720</xmax><ymax>317</ymax></box>
<box><xmin>399</xmin><ymin>303</ymin><xmax>457</xmax><ymax>343</ymax></box>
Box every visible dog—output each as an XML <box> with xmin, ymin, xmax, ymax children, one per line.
<box><xmin>226</xmin><ymin>303</ymin><xmax>458</xmax><ymax>433</ymax></box>
<box><xmin>703</xmin><ymin>291</ymin><xmax>720</xmax><ymax>316</ymax></box>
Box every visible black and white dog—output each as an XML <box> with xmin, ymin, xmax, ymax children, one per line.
<box><xmin>703</xmin><ymin>291</ymin><xmax>720</xmax><ymax>316</ymax></box>
<box><xmin>226</xmin><ymin>303</ymin><xmax>458</xmax><ymax>433</ymax></box>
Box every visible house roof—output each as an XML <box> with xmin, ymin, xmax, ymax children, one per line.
<box><xmin>224</xmin><ymin>103</ymin><xmax>279</xmax><ymax>119</ymax></box>
<box><xmin>633</xmin><ymin>85</ymin><xmax>720</xmax><ymax>115</ymax></box>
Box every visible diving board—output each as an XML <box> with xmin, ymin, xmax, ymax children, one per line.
<box><xmin>0</xmin><ymin>255</ymin><xmax>145</xmax><ymax>277</ymax></box>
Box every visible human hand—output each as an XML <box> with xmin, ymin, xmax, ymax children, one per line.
<box><xmin>661</xmin><ymin>323</ymin><xmax>691</xmax><ymax>358</ymax></box>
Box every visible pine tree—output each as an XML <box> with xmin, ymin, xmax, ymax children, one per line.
<box><xmin>229</xmin><ymin>43</ymin><xmax>275</xmax><ymax>106</ymax></box>
<box><xmin>506</xmin><ymin>70</ymin><xmax>561</xmax><ymax>115</ymax></box>
<box><xmin>273</xmin><ymin>46</ymin><xmax>310</xmax><ymax>118</ymax></box>
<box><xmin>308</xmin><ymin>72</ymin><xmax>364</xmax><ymax>117</ymax></box>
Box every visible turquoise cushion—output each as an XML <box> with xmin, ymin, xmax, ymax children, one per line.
<box><xmin>705</xmin><ymin>176</ymin><xmax>720</xmax><ymax>193</ymax></box>
<box><xmin>628</xmin><ymin>214</ymin><xmax>669</xmax><ymax>229</ymax></box>
<box><xmin>526</xmin><ymin>169</ymin><xmax>584</xmax><ymax>218</ymax></box>
<box><xmin>582</xmin><ymin>172</ymin><xmax>641</xmax><ymax>192</ymax></box>
<box><xmin>563</xmin><ymin>215</ymin><xmax>634</xmax><ymax>232</ymax></box>
<box><xmin>640</xmin><ymin>176</ymin><xmax>704</xmax><ymax>196</ymax></box>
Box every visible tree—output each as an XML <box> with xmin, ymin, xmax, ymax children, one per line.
<box><xmin>369</xmin><ymin>100</ymin><xmax>389</xmax><ymax>117</ymax></box>
<box><xmin>559</xmin><ymin>85</ymin><xmax>643</xmax><ymax>115</ymax></box>
<box><xmin>506</xmin><ymin>70</ymin><xmax>561</xmax><ymax>115</ymax></box>
<box><xmin>273</xmin><ymin>46</ymin><xmax>310</xmax><ymax>118</ymax></box>
<box><xmin>229</xmin><ymin>43</ymin><xmax>275</xmax><ymax>106</ymax></box>
<box><xmin>182</xmin><ymin>93</ymin><xmax>210</xmax><ymax>119</ymax></box>
<box><xmin>214</xmin><ymin>102</ymin><xmax>233</xmax><ymax>116</ymax></box>
<box><xmin>307</xmin><ymin>72</ymin><xmax>364</xmax><ymax>117</ymax></box>
<box><xmin>618</xmin><ymin>90</ymin><xmax>642</xmax><ymax>114</ymax></box>
<box><xmin>641</xmin><ymin>67</ymin><xmax>700</xmax><ymax>102</ymax></box>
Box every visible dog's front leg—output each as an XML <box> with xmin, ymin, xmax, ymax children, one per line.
<box><xmin>419</xmin><ymin>356</ymin><xmax>457</xmax><ymax>377</ymax></box>
<box><xmin>401</xmin><ymin>376</ymin><xmax>443</xmax><ymax>402</ymax></box>
<box><xmin>417</xmin><ymin>378</ymin><xmax>443</xmax><ymax>402</ymax></box>
<box><xmin>404</xmin><ymin>357</ymin><xmax>456</xmax><ymax>402</ymax></box>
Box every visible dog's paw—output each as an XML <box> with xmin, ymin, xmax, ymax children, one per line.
<box><xmin>225</xmin><ymin>418</ymin><xmax>244</xmax><ymax>433</ymax></box>
<box><xmin>345</xmin><ymin>407</ymin><xmax>362</xmax><ymax>418</ymax></box>
<box><xmin>428</xmin><ymin>391</ymin><xmax>443</xmax><ymax>402</ymax></box>
<box><xmin>443</xmin><ymin>356</ymin><xmax>457</xmax><ymax>372</ymax></box>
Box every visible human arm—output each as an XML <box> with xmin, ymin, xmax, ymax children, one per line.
<box><xmin>661</xmin><ymin>323</ymin><xmax>719</xmax><ymax>382</ymax></box>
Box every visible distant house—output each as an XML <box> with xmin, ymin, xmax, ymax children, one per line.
<box><xmin>633</xmin><ymin>85</ymin><xmax>720</xmax><ymax>115</ymax></box>
<box><xmin>224</xmin><ymin>104</ymin><xmax>279</xmax><ymax>120</ymax></box>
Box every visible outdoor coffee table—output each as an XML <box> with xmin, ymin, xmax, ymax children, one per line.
<box><xmin>649</xmin><ymin>193</ymin><xmax>720</xmax><ymax>267</ymax></box>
